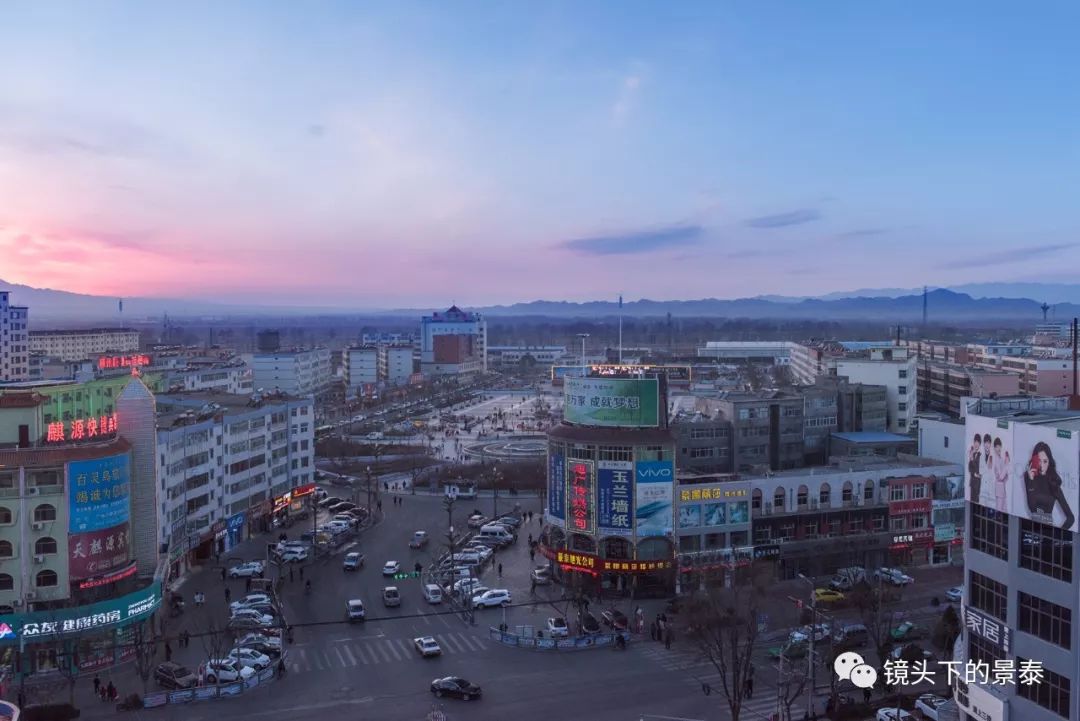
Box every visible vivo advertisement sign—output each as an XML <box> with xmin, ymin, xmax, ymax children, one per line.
<box><xmin>635</xmin><ymin>460</ymin><xmax>674</xmax><ymax>537</ymax></box>
<box><xmin>548</xmin><ymin>452</ymin><xmax>566</xmax><ymax>525</ymax></box>
<box><xmin>597</xmin><ymin>462</ymin><xmax>633</xmax><ymax>536</ymax></box>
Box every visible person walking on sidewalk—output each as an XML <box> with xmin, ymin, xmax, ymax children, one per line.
<box><xmin>225</xmin><ymin>588</ymin><xmax>231</xmax><ymax>603</ymax></box>
<box><xmin>93</xmin><ymin>674</ymin><xmax>101</xmax><ymax>697</ymax></box>
<box><xmin>497</xmin><ymin>563</ymin><xmax>503</xmax><ymax>578</ymax></box>
<box><xmin>164</xmin><ymin>642</ymin><xmax>172</xmax><ymax>661</ymax></box>
<box><xmin>299</xmin><ymin>567</ymin><xmax>304</xmax><ymax>580</ymax></box>
<box><xmin>220</xmin><ymin>567</ymin><xmax>226</xmax><ymax>582</ymax></box>
<box><xmin>664</xmin><ymin>627</ymin><xmax>672</xmax><ymax>650</ymax></box>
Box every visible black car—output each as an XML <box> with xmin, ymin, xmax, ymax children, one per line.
<box><xmin>580</xmin><ymin>612</ymin><xmax>601</xmax><ymax>635</ymax></box>
<box><xmin>601</xmin><ymin>609</ymin><xmax>628</xmax><ymax>631</ymax></box>
<box><xmin>154</xmin><ymin>662</ymin><xmax>197</xmax><ymax>689</ymax></box>
<box><xmin>431</xmin><ymin>676</ymin><xmax>482</xmax><ymax>700</ymax></box>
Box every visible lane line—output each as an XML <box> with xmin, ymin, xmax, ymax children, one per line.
<box><xmin>353</xmin><ymin>644</ymin><xmax>373</xmax><ymax>665</ymax></box>
<box><xmin>393</xmin><ymin>638</ymin><xmax>412</xmax><ymax>657</ymax></box>
<box><xmin>454</xmin><ymin>633</ymin><xmax>479</xmax><ymax>652</ymax></box>
<box><xmin>330</xmin><ymin>646</ymin><xmax>347</xmax><ymax>667</ymax></box>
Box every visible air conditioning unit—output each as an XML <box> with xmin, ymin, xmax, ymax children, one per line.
<box><xmin>32</xmin><ymin>522</ymin><xmax>44</xmax><ymax>531</ymax></box>
<box><xmin>24</xmin><ymin>592</ymin><xmax>36</xmax><ymax>601</ymax></box>
<box><xmin>27</xmin><ymin>488</ymin><xmax>40</xmax><ymax>496</ymax></box>
<box><xmin>33</xmin><ymin>555</ymin><xmax>45</xmax><ymax>564</ymax></box>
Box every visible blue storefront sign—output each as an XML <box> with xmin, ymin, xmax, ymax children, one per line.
<box><xmin>597</xmin><ymin>465</ymin><xmax>633</xmax><ymax>535</ymax></box>
<box><xmin>227</xmin><ymin>512</ymin><xmax>246</xmax><ymax>547</ymax></box>
<box><xmin>635</xmin><ymin>460</ymin><xmax>674</xmax><ymax>537</ymax></box>
<box><xmin>68</xmin><ymin>454</ymin><xmax>131</xmax><ymax>533</ymax></box>
<box><xmin>548</xmin><ymin>453</ymin><xmax>566</xmax><ymax>522</ymax></box>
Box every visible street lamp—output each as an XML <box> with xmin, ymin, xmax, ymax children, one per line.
<box><xmin>797</xmin><ymin>573</ymin><xmax>817</xmax><ymax>717</ymax></box>
<box><xmin>576</xmin><ymin>333</ymin><xmax>590</xmax><ymax>370</ymax></box>
<box><xmin>491</xmin><ymin>461</ymin><xmax>500</xmax><ymax>520</ymax></box>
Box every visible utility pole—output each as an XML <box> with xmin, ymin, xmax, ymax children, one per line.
<box><xmin>577</xmin><ymin>333</ymin><xmax>590</xmax><ymax>372</ymax></box>
<box><xmin>618</xmin><ymin>294</ymin><xmax>623</xmax><ymax>365</ymax></box>
<box><xmin>491</xmin><ymin>462</ymin><xmax>500</xmax><ymax>520</ymax></box>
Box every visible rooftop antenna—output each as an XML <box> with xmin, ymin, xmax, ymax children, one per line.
<box><xmin>922</xmin><ymin>286</ymin><xmax>928</xmax><ymax>330</ymax></box>
<box><xmin>1041</xmin><ymin>303</ymin><xmax>1051</xmax><ymax>322</ymax></box>
<box><xmin>618</xmin><ymin>294</ymin><xmax>623</xmax><ymax>365</ymax></box>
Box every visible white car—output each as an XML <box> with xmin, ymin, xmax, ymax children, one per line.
<box><xmin>280</xmin><ymin>548</ymin><xmax>309</xmax><ymax>563</ymax></box>
<box><xmin>383</xmin><ymin>561</ymin><xmax>401</xmax><ymax>576</ymax></box>
<box><xmin>414</xmin><ymin>636</ymin><xmax>442</xmax><ymax>657</ymax></box>
<box><xmin>230</xmin><ymin>594</ymin><xmax>273</xmax><ymax>613</ymax></box>
<box><xmin>462</xmin><ymin>545</ymin><xmax>493</xmax><ymax>561</ymax></box>
<box><xmin>467</xmin><ymin>514</ymin><xmax>488</xmax><ymax>529</ymax></box>
<box><xmin>228</xmin><ymin>609</ymin><xmax>275</xmax><ymax>628</ymax></box>
<box><xmin>876</xmin><ymin>709</ymin><xmax>913</xmax><ymax>721</ymax></box>
<box><xmin>472</xmin><ymin>589</ymin><xmax>512</xmax><ymax>609</ymax></box>
<box><xmin>201</xmin><ymin>659</ymin><xmax>255</xmax><ymax>684</ymax></box>
<box><xmin>531</xmin><ymin>567</ymin><xmax>552</xmax><ymax>585</ymax></box>
<box><xmin>547</xmin><ymin>617</ymin><xmax>569</xmax><ymax>638</ymax></box>
<box><xmin>945</xmin><ymin>586</ymin><xmax>962</xmax><ymax>602</ymax></box>
<box><xmin>453</xmin><ymin>578</ymin><xmax>482</xmax><ymax>596</ymax></box>
<box><xmin>227</xmin><ymin>647</ymin><xmax>272</xmax><ymax>671</ymax></box>
<box><xmin>874</xmin><ymin>567</ymin><xmax>914</xmax><ymax>586</ymax></box>
<box><xmin>790</xmin><ymin>623</ymin><xmax>830</xmax><ymax>644</ymax></box>
<box><xmin>228</xmin><ymin>561</ymin><xmax>265</xmax><ymax>578</ymax></box>
<box><xmin>914</xmin><ymin>694</ymin><xmax>950</xmax><ymax>721</ymax></box>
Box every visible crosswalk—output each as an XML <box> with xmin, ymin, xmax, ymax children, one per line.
<box><xmin>288</xmin><ymin>632</ymin><xmax>489</xmax><ymax>673</ymax></box>
<box><xmin>636</xmin><ymin>644</ymin><xmax>810</xmax><ymax>721</ymax></box>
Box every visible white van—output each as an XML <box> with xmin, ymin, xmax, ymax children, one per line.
<box><xmin>423</xmin><ymin>584</ymin><xmax>443</xmax><ymax>604</ymax></box>
<box><xmin>479</xmin><ymin>525</ymin><xmax>514</xmax><ymax>543</ymax></box>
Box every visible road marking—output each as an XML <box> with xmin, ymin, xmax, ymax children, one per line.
<box><xmin>331</xmin><ymin>646</ymin><xmax>347</xmax><ymax>667</ymax></box>
<box><xmin>351</xmin><ymin>644</ymin><xmax>372</xmax><ymax>664</ymax></box>
<box><xmin>393</xmin><ymin>638</ymin><xmax>412</xmax><ymax>657</ymax></box>
<box><xmin>456</xmin><ymin>634</ymin><xmax>481</xmax><ymax>652</ymax></box>
<box><xmin>311</xmin><ymin>650</ymin><xmax>326</xmax><ymax>671</ymax></box>
<box><xmin>375</xmin><ymin>642</ymin><xmax>395</xmax><ymax>663</ymax></box>
<box><xmin>340</xmin><ymin>645</ymin><xmax>357</xmax><ymax>665</ymax></box>
<box><xmin>385</xmin><ymin>640</ymin><xmax>405</xmax><ymax>661</ymax></box>
<box><xmin>440</xmin><ymin>634</ymin><xmax>463</xmax><ymax>653</ymax></box>
<box><xmin>421</xmin><ymin>613</ymin><xmax>432</xmax><ymax>626</ymax></box>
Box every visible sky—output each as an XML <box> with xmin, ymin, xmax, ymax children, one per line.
<box><xmin>1</xmin><ymin>1</ymin><xmax>1078</xmax><ymax>309</ymax></box>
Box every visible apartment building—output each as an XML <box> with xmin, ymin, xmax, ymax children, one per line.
<box><xmin>836</xmin><ymin>347</ymin><xmax>918</xmax><ymax>434</ymax></box>
<box><xmin>695</xmin><ymin>341</ymin><xmax>793</xmax><ymax>365</ymax></box>
<box><xmin>251</xmin><ymin>348</ymin><xmax>332</xmax><ymax>396</ymax></box>
<box><xmin>379</xmin><ymin>345</ymin><xmax>414</xmax><ymax>385</ymax></box>
<box><xmin>917</xmin><ymin>361</ymin><xmax>1022</xmax><ymax>416</ymax></box>
<box><xmin>0</xmin><ymin>292</ymin><xmax>30</xmax><ymax>382</ymax></box>
<box><xmin>420</xmin><ymin>305</ymin><xmax>487</xmax><ymax>375</ymax></box>
<box><xmin>28</xmin><ymin>328</ymin><xmax>140</xmax><ymax>362</ymax></box>
<box><xmin>715</xmin><ymin>391</ymin><xmax>805</xmax><ymax>472</ymax></box>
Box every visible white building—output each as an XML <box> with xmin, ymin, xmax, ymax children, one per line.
<box><xmin>836</xmin><ymin>347</ymin><xmax>918</xmax><ymax>434</ymax></box>
<box><xmin>28</xmin><ymin>328</ymin><xmax>140</xmax><ymax>362</ymax></box>
<box><xmin>916</xmin><ymin>417</ymin><xmax>966</xmax><ymax>465</ymax></box>
<box><xmin>156</xmin><ymin>391</ymin><xmax>315</xmax><ymax>570</ymax></box>
<box><xmin>344</xmin><ymin>347</ymin><xmax>379</xmax><ymax>394</ymax></box>
<box><xmin>251</xmin><ymin>348</ymin><xmax>332</xmax><ymax>396</ymax></box>
<box><xmin>420</xmin><ymin>305</ymin><xmax>487</xmax><ymax>375</ymax></box>
<box><xmin>0</xmin><ymin>291</ymin><xmax>29</xmax><ymax>382</ymax></box>
<box><xmin>696</xmin><ymin>341</ymin><xmax>793</xmax><ymax>365</ymax></box>
<box><xmin>380</xmin><ymin>345</ymin><xmax>414</xmax><ymax>385</ymax></box>
<box><xmin>170</xmin><ymin>364</ymin><xmax>253</xmax><ymax>395</ymax></box>
<box><xmin>487</xmin><ymin>346</ymin><xmax>568</xmax><ymax>365</ymax></box>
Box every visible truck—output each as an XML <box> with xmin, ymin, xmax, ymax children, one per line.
<box><xmin>828</xmin><ymin>567</ymin><xmax>866</xmax><ymax>592</ymax></box>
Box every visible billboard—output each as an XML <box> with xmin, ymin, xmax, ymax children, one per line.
<box><xmin>567</xmin><ymin>460</ymin><xmax>595</xmax><ymax>534</ymax></box>
<box><xmin>0</xmin><ymin>580</ymin><xmax>161</xmax><ymax>644</ymax></box>
<box><xmin>563</xmin><ymin>377</ymin><xmax>660</xmax><ymax>427</ymax></box>
<box><xmin>547</xmin><ymin>452</ymin><xmax>566</xmax><ymax>525</ymax></box>
<box><xmin>68</xmin><ymin>454</ymin><xmax>131</xmax><ymax>533</ymax></box>
<box><xmin>635</xmin><ymin>460</ymin><xmax>674</xmax><ymax>536</ymax></box>
<box><xmin>965</xmin><ymin>415</ymin><xmax>1079</xmax><ymax>532</ymax></box>
<box><xmin>69</xmin><ymin>524</ymin><xmax>131</xmax><ymax>580</ymax></box>
<box><xmin>597</xmin><ymin>462</ymin><xmax>633</xmax><ymax>535</ymax></box>
<box><xmin>676</xmin><ymin>482</ymin><xmax>751</xmax><ymax>530</ymax></box>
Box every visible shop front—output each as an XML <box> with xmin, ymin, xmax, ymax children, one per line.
<box><xmin>774</xmin><ymin>532</ymin><xmax>893</xmax><ymax>579</ymax></box>
<box><xmin>271</xmin><ymin>483</ymin><xmax>317</xmax><ymax>529</ymax></box>
<box><xmin>226</xmin><ymin>512</ymin><xmax>246</xmax><ymax>551</ymax></box>
<box><xmin>537</xmin><ymin>543</ymin><xmax>675</xmax><ymax>598</ymax></box>
<box><xmin>931</xmin><ymin>499</ymin><xmax>965</xmax><ymax>566</ymax></box>
<box><xmin>888</xmin><ymin>529</ymin><xmax>935</xmax><ymax>566</ymax></box>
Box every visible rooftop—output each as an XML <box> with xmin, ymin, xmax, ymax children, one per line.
<box><xmin>156</xmin><ymin>389</ymin><xmax>305</xmax><ymax>427</ymax></box>
<box><xmin>831</xmin><ymin>431</ymin><xmax>915</xmax><ymax>444</ymax></box>
<box><xmin>29</xmin><ymin>327</ymin><xmax>138</xmax><ymax>336</ymax></box>
<box><xmin>755</xmin><ymin>454</ymin><xmax>957</xmax><ymax>479</ymax></box>
<box><xmin>971</xmin><ymin>409</ymin><xmax>1080</xmax><ymax>433</ymax></box>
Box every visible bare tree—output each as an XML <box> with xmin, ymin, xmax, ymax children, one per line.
<box><xmin>131</xmin><ymin>619</ymin><xmax>159</xmax><ymax>696</ymax></box>
<box><xmin>198</xmin><ymin>617</ymin><xmax>235</xmax><ymax>684</ymax></box>
<box><xmin>849</xmin><ymin>579</ymin><xmax>900</xmax><ymax>666</ymax></box>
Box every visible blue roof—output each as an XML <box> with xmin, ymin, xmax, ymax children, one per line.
<box><xmin>831</xmin><ymin>431</ymin><xmax>913</xmax><ymax>443</ymax></box>
<box><xmin>838</xmin><ymin>341</ymin><xmax>895</xmax><ymax>351</ymax></box>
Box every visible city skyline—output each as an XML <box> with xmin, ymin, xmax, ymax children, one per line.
<box><xmin>2</xmin><ymin>2</ymin><xmax>1078</xmax><ymax>306</ymax></box>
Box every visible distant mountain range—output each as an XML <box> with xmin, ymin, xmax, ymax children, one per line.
<box><xmin>4</xmin><ymin>277</ymin><xmax>1080</xmax><ymax>324</ymax></box>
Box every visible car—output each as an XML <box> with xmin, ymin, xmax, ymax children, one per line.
<box><xmin>875</xmin><ymin>567</ymin><xmax>914</xmax><ymax>586</ymax></box>
<box><xmin>601</xmin><ymin>609</ymin><xmax>628</xmax><ymax>630</ymax></box>
<box><xmin>531</xmin><ymin>567</ymin><xmax>552</xmax><ymax>585</ymax></box>
<box><xmin>914</xmin><ymin>694</ymin><xmax>950</xmax><ymax>721</ymax></box>
<box><xmin>876</xmin><ymin>709</ymin><xmax>913</xmax><ymax>721</ymax></box>
<box><xmin>467</xmin><ymin>514</ymin><xmax>488</xmax><ymax>529</ymax></box>
<box><xmin>228</xmin><ymin>561</ymin><xmax>265</xmax><ymax>578</ymax></box>
<box><xmin>410</xmin><ymin>531</ymin><xmax>429</xmax><ymax>548</ymax></box>
<box><xmin>414</xmin><ymin>636</ymin><xmax>442</xmax><ymax>657</ymax></box>
<box><xmin>430</xmin><ymin>676</ymin><xmax>482</xmax><ymax>701</ymax></box>
<box><xmin>383</xmin><ymin>586</ymin><xmax>402</xmax><ymax>607</ymax></box>
<box><xmin>945</xmin><ymin>586</ymin><xmax>962</xmax><ymax>602</ymax></box>
<box><xmin>383</xmin><ymin>561</ymin><xmax>401</xmax><ymax>576</ymax></box>
<box><xmin>547</xmin><ymin>617</ymin><xmax>569</xmax><ymax>638</ymax></box>
<box><xmin>343</xmin><ymin>552</ymin><xmax>364</xmax><ymax>571</ymax></box>
<box><xmin>235</xmin><ymin>633</ymin><xmax>282</xmax><ymax>656</ymax></box>
<box><xmin>495</xmin><ymin>515</ymin><xmax>522</xmax><ymax>528</ymax></box>
<box><xmin>579</xmin><ymin>612</ymin><xmax>601</xmax><ymax>635</ymax></box>
<box><xmin>814</xmin><ymin>588</ymin><xmax>844</xmax><ymax>604</ymax></box>
<box><xmin>890</xmin><ymin>621</ymin><xmax>924</xmax><ymax>642</ymax></box>
<box><xmin>462</xmin><ymin>545</ymin><xmax>492</xmax><ymax>561</ymax></box>
<box><xmin>330</xmin><ymin>501</ymin><xmax>357</xmax><ymax>513</ymax></box>
<box><xmin>791</xmin><ymin>624</ymin><xmax>830</xmax><ymax>644</ymax></box>
<box><xmin>346</xmin><ymin>599</ymin><xmax>366</xmax><ymax>622</ymax></box>
<box><xmin>154</xmin><ymin>662</ymin><xmax>197</xmax><ymax>689</ymax></box>
<box><xmin>230</xmin><ymin>594</ymin><xmax>273</xmax><ymax>613</ymax></box>
<box><xmin>768</xmin><ymin>641</ymin><xmax>809</xmax><ymax>660</ymax></box>
<box><xmin>280</xmin><ymin>548</ymin><xmax>309</xmax><ymax>563</ymax></box>
<box><xmin>201</xmin><ymin>659</ymin><xmax>255</xmax><ymax>684</ymax></box>
<box><xmin>319</xmin><ymin>496</ymin><xmax>342</xmax><ymax>508</ymax></box>
<box><xmin>890</xmin><ymin>643</ymin><xmax>934</xmax><ymax>662</ymax></box>
<box><xmin>228</xmin><ymin>609</ymin><xmax>275</xmax><ymax>629</ymax></box>
<box><xmin>472</xmin><ymin>589</ymin><xmax>512</xmax><ymax>609</ymax></box>
<box><xmin>227</xmin><ymin>647</ymin><xmax>272</xmax><ymax>671</ymax></box>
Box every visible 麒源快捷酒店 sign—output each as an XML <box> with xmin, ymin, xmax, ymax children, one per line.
<box><xmin>0</xmin><ymin>581</ymin><xmax>161</xmax><ymax>644</ymax></box>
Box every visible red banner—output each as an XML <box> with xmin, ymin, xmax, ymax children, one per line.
<box><xmin>68</xmin><ymin>523</ymin><xmax>131</xmax><ymax>580</ymax></box>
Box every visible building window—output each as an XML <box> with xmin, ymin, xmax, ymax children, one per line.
<box><xmin>0</xmin><ymin>574</ymin><xmax>11</xmax><ymax>591</ymax></box>
<box><xmin>943</xmin><ymin>436</ymin><xmax>949</xmax><ymax>449</ymax></box>
<box><xmin>797</xmin><ymin>485</ymin><xmax>808</xmax><ymax>507</ymax></box>
<box><xmin>967</xmin><ymin>633</ymin><xmax>1002</xmax><ymax>666</ymax></box>
<box><xmin>819</xmin><ymin>483</ymin><xmax>831</xmax><ymax>506</ymax></box>
<box><xmin>751</xmin><ymin>489</ymin><xmax>762</xmax><ymax>511</ymax></box>
<box><xmin>912</xmin><ymin>484</ymin><xmax>927</xmax><ymax>499</ymax></box>
<box><xmin>0</xmin><ymin>541</ymin><xmax>11</xmax><ymax>558</ymax></box>
<box><xmin>898</xmin><ymin>386</ymin><xmax>907</xmax><ymax>395</ymax></box>
<box><xmin>897</xmin><ymin>402</ymin><xmax>907</xmax><ymax>412</ymax></box>
<box><xmin>0</xmin><ymin>507</ymin><xmax>11</xmax><ymax>524</ymax></box>
<box><xmin>35</xmin><ymin>570</ymin><xmax>58</xmax><ymax>588</ymax></box>
<box><xmin>890</xmin><ymin>517</ymin><xmax>907</xmax><ymax>531</ymax></box>
<box><xmin>864</xmin><ymin>483</ymin><xmax>875</xmax><ymax>501</ymax></box>
<box><xmin>889</xmin><ymin>485</ymin><xmax>906</xmax><ymax>501</ymax></box>
<box><xmin>1020</xmin><ymin>518</ymin><xmax>1073</xmax><ymax>582</ymax></box>
<box><xmin>1017</xmin><ymin>658</ymin><xmax>1070</xmax><ymax>719</ymax></box>
<box><xmin>773</xmin><ymin>488</ymin><xmax>785</xmax><ymax>509</ymax></box>
<box><xmin>898</xmin><ymin>369</ymin><xmax>908</xmax><ymax>379</ymax></box>
<box><xmin>1019</xmin><ymin>592</ymin><xmax>1071</xmax><ymax>649</ymax></box>
<box><xmin>34</xmin><ymin>537</ymin><xmax>58</xmax><ymax>556</ymax></box>
<box><xmin>970</xmin><ymin>505</ymin><xmax>1008</xmax><ymax>560</ymax></box>
<box><xmin>33</xmin><ymin>504</ymin><xmax>57</xmax><ymax>523</ymax></box>
<box><xmin>969</xmin><ymin>570</ymin><xmax>1007</xmax><ymax>621</ymax></box>
<box><xmin>911</xmin><ymin>515</ymin><xmax>927</xmax><ymax>529</ymax></box>
<box><xmin>842</xmin><ymin>482</ymin><xmax>853</xmax><ymax>503</ymax></box>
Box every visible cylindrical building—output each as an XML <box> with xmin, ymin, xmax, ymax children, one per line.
<box><xmin>540</xmin><ymin>373</ymin><xmax>677</xmax><ymax>596</ymax></box>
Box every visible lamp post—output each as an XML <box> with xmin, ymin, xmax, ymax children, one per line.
<box><xmin>365</xmin><ymin>465</ymin><xmax>373</xmax><ymax>514</ymax></box>
<box><xmin>797</xmin><ymin>573</ymin><xmax>816</xmax><ymax>717</ymax></box>
<box><xmin>576</xmin><ymin>333</ymin><xmax>590</xmax><ymax>370</ymax></box>
<box><xmin>491</xmin><ymin>461</ymin><xmax>500</xmax><ymax>521</ymax></box>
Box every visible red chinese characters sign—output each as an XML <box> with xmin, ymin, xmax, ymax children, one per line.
<box><xmin>98</xmin><ymin>355</ymin><xmax>151</xmax><ymax>370</ymax></box>
<box><xmin>568</xmin><ymin>461</ymin><xmax>593</xmax><ymax>533</ymax></box>
<box><xmin>553</xmin><ymin>549</ymin><xmax>674</xmax><ymax>574</ymax></box>
<box><xmin>46</xmin><ymin>413</ymin><xmax>118</xmax><ymax>443</ymax></box>
<box><xmin>69</xmin><ymin>523</ymin><xmax>131</xmax><ymax>581</ymax></box>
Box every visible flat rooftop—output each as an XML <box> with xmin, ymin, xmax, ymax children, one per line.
<box><xmin>760</xmin><ymin>455</ymin><xmax>957</xmax><ymax>479</ymax></box>
<box><xmin>832</xmin><ymin>431</ymin><xmax>915</xmax><ymax>443</ymax></box>
<box><xmin>973</xmin><ymin>409</ymin><xmax>1080</xmax><ymax>433</ymax></box>
<box><xmin>156</xmin><ymin>390</ymin><xmax>304</xmax><ymax>426</ymax></box>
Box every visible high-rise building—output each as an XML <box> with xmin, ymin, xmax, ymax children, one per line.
<box><xmin>344</xmin><ymin>346</ymin><xmax>379</xmax><ymax>393</ymax></box>
<box><xmin>0</xmin><ymin>291</ymin><xmax>30</xmax><ymax>382</ymax></box>
<box><xmin>835</xmin><ymin>347</ymin><xmax>918</xmax><ymax>434</ymax></box>
<box><xmin>957</xmin><ymin>404</ymin><xmax>1080</xmax><ymax>721</ymax></box>
<box><xmin>420</xmin><ymin>305</ymin><xmax>486</xmax><ymax>375</ymax></box>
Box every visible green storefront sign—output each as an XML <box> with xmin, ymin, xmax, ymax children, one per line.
<box><xmin>563</xmin><ymin>377</ymin><xmax>660</xmax><ymax>428</ymax></box>
<box><xmin>0</xmin><ymin>581</ymin><xmax>161</xmax><ymax>646</ymax></box>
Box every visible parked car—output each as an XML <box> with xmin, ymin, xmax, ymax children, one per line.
<box><xmin>414</xmin><ymin>636</ymin><xmax>442</xmax><ymax>657</ymax></box>
<box><xmin>318</xmin><ymin>496</ymin><xmax>342</xmax><ymax>508</ymax></box>
<box><xmin>227</xmin><ymin>647</ymin><xmax>272</xmax><ymax>671</ymax></box>
<box><xmin>154</xmin><ymin>662</ymin><xmax>197</xmax><ymax>689</ymax></box>
<box><xmin>279</xmin><ymin>548</ymin><xmax>309</xmax><ymax>563</ymax></box>
<box><xmin>890</xmin><ymin>621</ymin><xmax>924</xmax><ymax>642</ymax></box>
<box><xmin>876</xmin><ymin>709</ymin><xmax>913</xmax><ymax>721</ymax></box>
<box><xmin>228</xmin><ymin>609</ymin><xmax>275</xmax><ymax>629</ymax></box>
<box><xmin>547</xmin><ymin>617</ymin><xmax>569</xmax><ymax>638</ymax></box>
<box><xmin>200</xmin><ymin>659</ymin><xmax>255</xmax><ymax>684</ymax></box>
<box><xmin>769</xmin><ymin>640</ymin><xmax>809</xmax><ymax>660</ymax></box>
<box><xmin>228</xmin><ymin>561</ymin><xmax>265</xmax><ymax>578</ymax></box>
<box><xmin>874</xmin><ymin>567</ymin><xmax>914</xmax><ymax>586</ymax></box>
<box><xmin>430</xmin><ymin>676</ymin><xmax>482</xmax><ymax>700</ymax></box>
<box><xmin>814</xmin><ymin>588</ymin><xmax>844</xmax><ymax>604</ymax></box>
<box><xmin>579</xmin><ymin>612</ymin><xmax>601</xmax><ymax>635</ymax></box>
<box><xmin>467</xmin><ymin>515</ymin><xmax>488</xmax><ymax>529</ymax></box>
<box><xmin>346</xmin><ymin>599</ymin><xmax>366</xmax><ymax>622</ymax></box>
<box><xmin>914</xmin><ymin>694</ymin><xmax>950</xmax><ymax>721</ymax></box>
<box><xmin>472</xmin><ymin>589</ymin><xmax>511</xmax><ymax>609</ymax></box>
<box><xmin>531</xmin><ymin>567</ymin><xmax>552</xmax><ymax>585</ymax></box>
<box><xmin>230</xmin><ymin>594</ymin><xmax>273</xmax><ymax>614</ymax></box>
<box><xmin>343</xmin><ymin>552</ymin><xmax>364</xmax><ymax>571</ymax></box>
<box><xmin>601</xmin><ymin>609</ymin><xmax>628</xmax><ymax>631</ymax></box>
<box><xmin>383</xmin><ymin>586</ymin><xmax>402</xmax><ymax>607</ymax></box>
<box><xmin>890</xmin><ymin>643</ymin><xmax>934</xmax><ymax>662</ymax></box>
<box><xmin>790</xmin><ymin>623</ymin><xmax>830</xmax><ymax>644</ymax></box>
<box><xmin>945</xmin><ymin>586</ymin><xmax>962</xmax><ymax>602</ymax></box>
<box><xmin>235</xmin><ymin>633</ymin><xmax>281</xmax><ymax>657</ymax></box>
<box><xmin>461</xmin><ymin>545</ymin><xmax>492</xmax><ymax>561</ymax></box>
<box><xmin>495</xmin><ymin>515</ymin><xmax>522</xmax><ymax>529</ymax></box>
<box><xmin>383</xmin><ymin>560</ymin><xmax>401</xmax><ymax>576</ymax></box>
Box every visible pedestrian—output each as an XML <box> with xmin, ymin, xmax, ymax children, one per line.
<box><xmin>650</xmin><ymin>621</ymin><xmax>658</xmax><ymax>641</ymax></box>
<box><xmin>863</xmin><ymin>687</ymin><xmax>872</xmax><ymax>704</ymax></box>
<box><xmin>16</xmin><ymin>689</ymin><xmax>24</xmax><ymax>708</ymax></box>
<box><xmin>245</xmin><ymin>577</ymin><xmax>251</xmax><ymax>592</ymax></box>
<box><xmin>224</xmin><ymin>588</ymin><xmax>231</xmax><ymax>603</ymax></box>
<box><xmin>299</xmin><ymin>567</ymin><xmax>304</xmax><ymax>580</ymax></box>
<box><xmin>530</xmin><ymin>579</ymin><xmax>536</xmax><ymax>594</ymax></box>
<box><xmin>583</xmin><ymin>597</ymin><xmax>589</xmax><ymax>612</ymax></box>
<box><xmin>220</xmin><ymin>567</ymin><xmax>226</xmax><ymax>581</ymax></box>
<box><xmin>497</xmin><ymin>563</ymin><xmax>503</xmax><ymax>577</ymax></box>
<box><xmin>744</xmin><ymin>676</ymin><xmax>753</xmax><ymax>698</ymax></box>
<box><xmin>664</xmin><ymin>628</ymin><xmax>672</xmax><ymax>650</ymax></box>
<box><xmin>164</xmin><ymin>642</ymin><xmax>172</xmax><ymax>661</ymax></box>
<box><xmin>93</xmin><ymin>674</ymin><xmax>101</xmax><ymax>696</ymax></box>
<box><xmin>99</xmin><ymin>686</ymin><xmax>108</xmax><ymax>703</ymax></box>
<box><xmin>106</xmin><ymin>681</ymin><xmax>116</xmax><ymax>701</ymax></box>
<box><xmin>289</xmin><ymin>568</ymin><xmax>294</xmax><ymax>582</ymax></box>
<box><xmin>529</xmin><ymin>549</ymin><xmax>535</xmax><ymax>562</ymax></box>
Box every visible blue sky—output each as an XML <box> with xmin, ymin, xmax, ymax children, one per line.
<box><xmin>0</xmin><ymin>1</ymin><xmax>1077</xmax><ymax>307</ymax></box>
